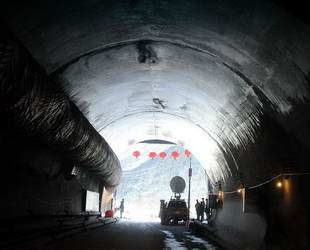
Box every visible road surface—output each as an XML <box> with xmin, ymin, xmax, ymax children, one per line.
<box><xmin>43</xmin><ymin>219</ymin><xmax>223</xmax><ymax>250</ymax></box>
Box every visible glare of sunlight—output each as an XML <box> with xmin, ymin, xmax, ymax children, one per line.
<box><xmin>122</xmin><ymin>203</ymin><xmax>160</xmax><ymax>222</ymax></box>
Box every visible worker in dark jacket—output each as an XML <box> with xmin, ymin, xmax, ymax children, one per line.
<box><xmin>195</xmin><ymin>199</ymin><xmax>200</xmax><ymax>220</ymax></box>
<box><xmin>199</xmin><ymin>201</ymin><xmax>204</xmax><ymax>220</ymax></box>
<box><xmin>120</xmin><ymin>198</ymin><xmax>124</xmax><ymax>218</ymax></box>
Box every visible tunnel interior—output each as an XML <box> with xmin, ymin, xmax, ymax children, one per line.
<box><xmin>1</xmin><ymin>0</ymin><xmax>310</xmax><ymax>249</ymax></box>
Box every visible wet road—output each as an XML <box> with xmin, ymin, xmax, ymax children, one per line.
<box><xmin>43</xmin><ymin>219</ymin><xmax>223</xmax><ymax>250</ymax></box>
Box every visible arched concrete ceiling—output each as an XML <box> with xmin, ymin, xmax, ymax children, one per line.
<box><xmin>1</xmin><ymin>0</ymin><xmax>310</xmax><ymax>185</ymax></box>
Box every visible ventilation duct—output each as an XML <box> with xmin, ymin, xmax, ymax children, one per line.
<box><xmin>0</xmin><ymin>22</ymin><xmax>122</xmax><ymax>194</ymax></box>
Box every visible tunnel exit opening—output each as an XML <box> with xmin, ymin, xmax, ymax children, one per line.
<box><xmin>111</xmin><ymin>143</ymin><xmax>208</xmax><ymax>222</ymax></box>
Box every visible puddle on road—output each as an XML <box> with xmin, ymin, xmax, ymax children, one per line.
<box><xmin>160</xmin><ymin>230</ymin><xmax>221</xmax><ymax>250</ymax></box>
<box><xmin>184</xmin><ymin>232</ymin><xmax>220</xmax><ymax>249</ymax></box>
<box><xmin>160</xmin><ymin>230</ymin><xmax>187</xmax><ymax>249</ymax></box>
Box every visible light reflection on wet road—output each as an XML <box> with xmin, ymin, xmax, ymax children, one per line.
<box><xmin>44</xmin><ymin>219</ymin><xmax>223</xmax><ymax>250</ymax></box>
<box><xmin>160</xmin><ymin>228</ymin><xmax>221</xmax><ymax>249</ymax></box>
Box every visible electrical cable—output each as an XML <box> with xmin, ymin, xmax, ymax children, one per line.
<box><xmin>221</xmin><ymin>172</ymin><xmax>310</xmax><ymax>194</ymax></box>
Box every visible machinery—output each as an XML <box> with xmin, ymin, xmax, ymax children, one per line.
<box><xmin>161</xmin><ymin>176</ymin><xmax>188</xmax><ymax>225</ymax></box>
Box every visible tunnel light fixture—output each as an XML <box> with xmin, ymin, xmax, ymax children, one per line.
<box><xmin>277</xmin><ymin>181</ymin><xmax>282</xmax><ymax>188</ymax></box>
<box><xmin>237</xmin><ymin>189</ymin><xmax>242</xmax><ymax>193</ymax></box>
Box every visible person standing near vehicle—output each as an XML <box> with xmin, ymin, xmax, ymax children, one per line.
<box><xmin>201</xmin><ymin>198</ymin><xmax>206</xmax><ymax>221</ymax></box>
<box><xmin>159</xmin><ymin>200</ymin><xmax>165</xmax><ymax>218</ymax></box>
<box><xmin>205</xmin><ymin>197</ymin><xmax>210</xmax><ymax>219</ymax></box>
<box><xmin>160</xmin><ymin>200</ymin><xmax>167</xmax><ymax>224</ymax></box>
<box><xmin>120</xmin><ymin>198</ymin><xmax>124</xmax><ymax>218</ymax></box>
<box><xmin>195</xmin><ymin>199</ymin><xmax>200</xmax><ymax>220</ymax></box>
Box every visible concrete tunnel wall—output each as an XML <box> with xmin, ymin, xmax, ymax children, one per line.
<box><xmin>0</xmin><ymin>135</ymin><xmax>103</xmax><ymax>217</ymax></box>
<box><xmin>1</xmin><ymin>0</ymin><xmax>310</xmax><ymax>249</ymax></box>
<box><xmin>210</xmin><ymin>111</ymin><xmax>310</xmax><ymax>248</ymax></box>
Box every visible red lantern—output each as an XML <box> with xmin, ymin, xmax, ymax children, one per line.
<box><xmin>171</xmin><ymin>151</ymin><xmax>180</xmax><ymax>159</ymax></box>
<box><xmin>184</xmin><ymin>150</ymin><xmax>192</xmax><ymax>157</ymax></box>
<box><xmin>149</xmin><ymin>152</ymin><xmax>157</xmax><ymax>159</ymax></box>
<box><xmin>133</xmin><ymin>151</ymin><xmax>141</xmax><ymax>158</ymax></box>
<box><xmin>159</xmin><ymin>152</ymin><xmax>168</xmax><ymax>159</ymax></box>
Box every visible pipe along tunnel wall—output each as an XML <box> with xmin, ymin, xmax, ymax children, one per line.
<box><xmin>0</xmin><ymin>22</ymin><xmax>122</xmax><ymax>196</ymax></box>
<box><xmin>0</xmin><ymin>22</ymin><xmax>123</xmax><ymax>243</ymax></box>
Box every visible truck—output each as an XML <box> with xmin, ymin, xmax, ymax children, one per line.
<box><xmin>161</xmin><ymin>198</ymin><xmax>189</xmax><ymax>225</ymax></box>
